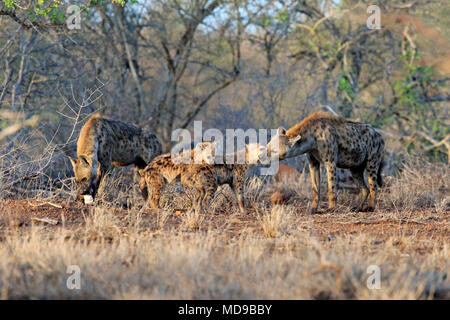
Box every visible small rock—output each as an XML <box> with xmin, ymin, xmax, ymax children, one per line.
<box><xmin>10</xmin><ymin>219</ymin><xmax>25</xmax><ymax>227</ymax></box>
<box><xmin>274</xmin><ymin>164</ymin><xmax>301</xmax><ymax>183</ymax></box>
<box><xmin>31</xmin><ymin>217</ymin><xmax>59</xmax><ymax>225</ymax></box>
<box><xmin>83</xmin><ymin>195</ymin><xmax>94</xmax><ymax>205</ymax></box>
<box><xmin>270</xmin><ymin>191</ymin><xmax>290</xmax><ymax>205</ymax></box>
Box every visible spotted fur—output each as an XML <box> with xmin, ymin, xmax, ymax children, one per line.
<box><xmin>265</xmin><ymin>112</ymin><xmax>385</xmax><ymax>212</ymax></box>
<box><xmin>140</xmin><ymin>143</ymin><xmax>262</xmax><ymax>214</ymax></box>
<box><xmin>70</xmin><ymin>114</ymin><xmax>162</xmax><ymax>201</ymax></box>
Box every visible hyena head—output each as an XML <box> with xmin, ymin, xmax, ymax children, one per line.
<box><xmin>69</xmin><ymin>155</ymin><xmax>100</xmax><ymax>201</ymax></box>
<box><xmin>193</xmin><ymin>141</ymin><xmax>216</xmax><ymax>164</ymax></box>
<box><xmin>260</xmin><ymin>127</ymin><xmax>301</xmax><ymax>163</ymax></box>
<box><xmin>172</xmin><ymin>141</ymin><xmax>217</xmax><ymax>164</ymax></box>
<box><xmin>245</xmin><ymin>143</ymin><xmax>265</xmax><ymax>165</ymax></box>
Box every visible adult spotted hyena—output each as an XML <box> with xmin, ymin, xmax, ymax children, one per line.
<box><xmin>141</xmin><ymin>142</ymin><xmax>262</xmax><ymax>214</ymax></box>
<box><xmin>263</xmin><ymin>112</ymin><xmax>385</xmax><ymax>213</ymax></box>
<box><xmin>70</xmin><ymin>114</ymin><xmax>162</xmax><ymax>202</ymax></box>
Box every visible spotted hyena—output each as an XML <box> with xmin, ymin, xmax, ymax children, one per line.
<box><xmin>69</xmin><ymin>114</ymin><xmax>162</xmax><ymax>202</ymax></box>
<box><xmin>140</xmin><ymin>142</ymin><xmax>263</xmax><ymax>214</ymax></box>
<box><xmin>263</xmin><ymin>112</ymin><xmax>385</xmax><ymax>213</ymax></box>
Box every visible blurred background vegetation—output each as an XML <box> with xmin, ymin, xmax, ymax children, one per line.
<box><xmin>0</xmin><ymin>0</ymin><xmax>449</xmax><ymax>184</ymax></box>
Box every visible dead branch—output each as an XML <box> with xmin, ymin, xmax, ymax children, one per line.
<box><xmin>28</xmin><ymin>200</ymin><xmax>63</xmax><ymax>209</ymax></box>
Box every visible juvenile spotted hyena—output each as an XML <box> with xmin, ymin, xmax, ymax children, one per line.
<box><xmin>70</xmin><ymin>114</ymin><xmax>162</xmax><ymax>202</ymax></box>
<box><xmin>264</xmin><ymin>112</ymin><xmax>385</xmax><ymax>213</ymax></box>
<box><xmin>140</xmin><ymin>142</ymin><xmax>262</xmax><ymax>214</ymax></box>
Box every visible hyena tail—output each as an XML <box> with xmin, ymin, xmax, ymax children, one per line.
<box><xmin>377</xmin><ymin>159</ymin><xmax>385</xmax><ymax>188</ymax></box>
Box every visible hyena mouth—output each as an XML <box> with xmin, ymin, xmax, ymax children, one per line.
<box><xmin>79</xmin><ymin>185</ymin><xmax>95</xmax><ymax>198</ymax></box>
<box><xmin>78</xmin><ymin>185</ymin><xmax>96</xmax><ymax>204</ymax></box>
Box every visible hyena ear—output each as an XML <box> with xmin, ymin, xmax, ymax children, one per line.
<box><xmin>247</xmin><ymin>143</ymin><xmax>262</xmax><ymax>156</ymax></box>
<box><xmin>277</xmin><ymin>127</ymin><xmax>286</xmax><ymax>135</ymax></box>
<box><xmin>211</xmin><ymin>140</ymin><xmax>220</xmax><ymax>149</ymax></box>
<box><xmin>290</xmin><ymin>135</ymin><xmax>302</xmax><ymax>145</ymax></box>
<box><xmin>78</xmin><ymin>155</ymin><xmax>91</xmax><ymax>167</ymax></box>
<box><xmin>68</xmin><ymin>156</ymin><xmax>77</xmax><ymax>170</ymax></box>
<box><xmin>97</xmin><ymin>161</ymin><xmax>102</xmax><ymax>177</ymax></box>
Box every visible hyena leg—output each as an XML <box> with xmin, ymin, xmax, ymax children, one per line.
<box><xmin>200</xmin><ymin>184</ymin><xmax>216</xmax><ymax>214</ymax></box>
<box><xmin>366</xmin><ymin>163</ymin><xmax>380</xmax><ymax>212</ymax></box>
<box><xmin>307</xmin><ymin>154</ymin><xmax>321</xmax><ymax>213</ymax></box>
<box><xmin>350</xmin><ymin>167</ymin><xmax>369</xmax><ymax>211</ymax></box>
<box><xmin>139</xmin><ymin>175</ymin><xmax>148</xmax><ymax>200</ymax></box>
<box><xmin>193</xmin><ymin>188</ymin><xmax>206</xmax><ymax>213</ymax></box>
<box><xmin>188</xmin><ymin>173</ymin><xmax>214</xmax><ymax>214</ymax></box>
<box><xmin>324</xmin><ymin>161</ymin><xmax>337</xmax><ymax>211</ymax></box>
<box><xmin>147</xmin><ymin>174</ymin><xmax>163</xmax><ymax>209</ymax></box>
<box><xmin>365</xmin><ymin>140</ymin><xmax>384</xmax><ymax>212</ymax></box>
<box><xmin>232</xmin><ymin>182</ymin><xmax>247</xmax><ymax>215</ymax></box>
<box><xmin>134</xmin><ymin>157</ymin><xmax>147</xmax><ymax>170</ymax></box>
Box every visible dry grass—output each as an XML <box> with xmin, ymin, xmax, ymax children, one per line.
<box><xmin>181</xmin><ymin>209</ymin><xmax>205</xmax><ymax>231</ymax></box>
<box><xmin>0</xmin><ymin>212</ymin><xmax>448</xmax><ymax>299</ymax></box>
<box><xmin>258</xmin><ymin>205</ymin><xmax>295</xmax><ymax>238</ymax></box>
<box><xmin>0</xmin><ymin>156</ymin><xmax>448</xmax><ymax>300</ymax></box>
<box><xmin>73</xmin><ymin>207</ymin><xmax>123</xmax><ymax>242</ymax></box>
<box><xmin>155</xmin><ymin>210</ymin><xmax>170</xmax><ymax>231</ymax></box>
<box><xmin>383</xmin><ymin>157</ymin><xmax>449</xmax><ymax>211</ymax></box>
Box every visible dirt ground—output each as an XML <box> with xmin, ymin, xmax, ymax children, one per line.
<box><xmin>1</xmin><ymin>199</ymin><xmax>448</xmax><ymax>245</ymax></box>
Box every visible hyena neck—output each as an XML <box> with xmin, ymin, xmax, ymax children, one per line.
<box><xmin>223</xmin><ymin>144</ymin><xmax>260</xmax><ymax>166</ymax></box>
<box><xmin>287</xmin><ymin>135</ymin><xmax>315</xmax><ymax>158</ymax></box>
<box><xmin>244</xmin><ymin>143</ymin><xmax>261</xmax><ymax>166</ymax></box>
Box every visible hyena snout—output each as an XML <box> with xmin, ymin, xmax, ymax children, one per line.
<box><xmin>76</xmin><ymin>180</ymin><xmax>98</xmax><ymax>201</ymax></box>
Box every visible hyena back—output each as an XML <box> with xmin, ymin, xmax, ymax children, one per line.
<box><xmin>70</xmin><ymin>114</ymin><xmax>162</xmax><ymax>201</ymax></box>
<box><xmin>141</xmin><ymin>143</ymin><xmax>262</xmax><ymax>214</ymax></box>
<box><xmin>265</xmin><ymin>112</ymin><xmax>385</xmax><ymax>213</ymax></box>
<box><xmin>139</xmin><ymin>142</ymin><xmax>216</xmax><ymax>211</ymax></box>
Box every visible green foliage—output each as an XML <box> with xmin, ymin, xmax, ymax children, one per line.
<box><xmin>337</xmin><ymin>75</ymin><xmax>355</xmax><ymax>99</ymax></box>
<box><xmin>0</xmin><ymin>0</ymin><xmax>136</xmax><ymax>23</ymax></box>
<box><xmin>277</xmin><ymin>10</ymin><xmax>288</xmax><ymax>23</ymax></box>
<box><xmin>384</xmin><ymin>48</ymin><xmax>448</xmax><ymax>162</ymax></box>
<box><xmin>257</xmin><ymin>3</ymin><xmax>291</xmax><ymax>28</ymax></box>
<box><xmin>2</xmin><ymin>0</ymin><xmax>15</xmax><ymax>8</ymax></box>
